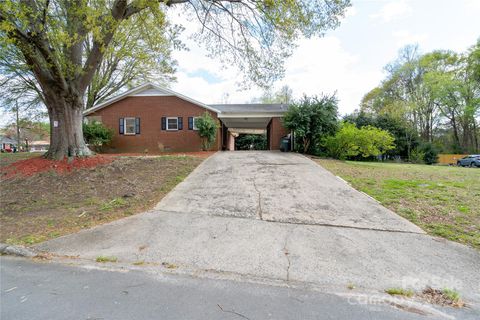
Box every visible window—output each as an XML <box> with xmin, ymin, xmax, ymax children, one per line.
<box><xmin>124</xmin><ymin>117</ymin><xmax>136</xmax><ymax>135</ymax></box>
<box><xmin>167</xmin><ymin>117</ymin><xmax>178</xmax><ymax>131</ymax></box>
<box><xmin>192</xmin><ymin>117</ymin><xmax>200</xmax><ymax>130</ymax></box>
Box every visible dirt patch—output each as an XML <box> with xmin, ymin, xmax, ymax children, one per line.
<box><xmin>418</xmin><ymin>287</ymin><xmax>465</xmax><ymax>308</ymax></box>
<box><xmin>0</xmin><ymin>156</ymin><xmax>203</xmax><ymax>245</ymax></box>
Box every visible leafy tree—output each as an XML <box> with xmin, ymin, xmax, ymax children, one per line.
<box><xmin>322</xmin><ymin>122</ymin><xmax>359</xmax><ymax>159</ymax></box>
<box><xmin>85</xmin><ymin>14</ymin><xmax>179</xmax><ymax>109</ymax></box>
<box><xmin>361</xmin><ymin>41</ymin><xmax>480</xmax><ymax>154</ymax></box>
<box><xmin>283</xmin><ymin>94</ymin><xmax>338</xmax><ymax>154</ymax></box>
<box><xmin>0</xmin><ymin>0</ymin><xmax>350</xmax><ymax>160</ymax></box>
<box><xmin>196</xmin><ymin>112</ymin><xmax>219</xmax><ymax>151</ymax></box>
<box><xmin>323</xmin><ymin>122</ymin><xmax>395</xmax><ymax>160</ymax></box>
<box><xmin>0</xmin><ymin>17</ymin><xmax>178</xmax><ymax>112</ymax></box>
<box><xmin>344</xmin><ymin>111</ymin><xmax>419</xmax><ymax>159</ymax></box>
<box><xmin>83</xmin><ymin>122</ymin><xmax>114</xmax><ymax>151</ymax></box>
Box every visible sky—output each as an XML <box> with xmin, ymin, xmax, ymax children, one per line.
<box><xmin>169</xmin><ymin>0</ymin><xmax>480</xmax><ymax>115</ymax></box>
<box><xmin>1</xmin><ymin>0</ymin><xmax>479</xmax><ymax>126</ymax></box>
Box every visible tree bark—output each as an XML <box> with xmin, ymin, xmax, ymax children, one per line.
<box><xmin>451</xmin><ymin>112</ymin><xmax>462</xmax><ymax>152</ymax></box>
<box><xmin>43</xmin><ymin>89</ymin><xmax>93</xmax><ymax>160</ymax></box>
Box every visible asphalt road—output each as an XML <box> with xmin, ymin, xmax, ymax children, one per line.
<box><xmin>2</xmin><ymin>257</ymin><xmax>473</xmax><ymax>320</ymax></box>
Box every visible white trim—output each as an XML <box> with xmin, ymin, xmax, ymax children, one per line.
<box><xmin>192</xmin><ymin>117</ymin><xmax>200</xmax><ymax>130</ymax></box>
<box><xmin>218</xmin><ymin>113</ymin><xmax>285</xmax><ymax>118</ymax></box>
<box><xmin>166</xmin><ymin>117</ymin><xmax>179</xmax><ymax>131</ymax></box>
<box><xmin>83</xmin><ymin>83</ymin><xmax>220</xmax><ymax>115</ymax></box>
<box><xmin>132</xmin><ymin>93</ymin><xmax>172</xmax><ymax>97</ymax></box>
<box><xmin>124</xmin><ymin>117</ymin><xmax>136</xmax><ymax>135</ymax></box>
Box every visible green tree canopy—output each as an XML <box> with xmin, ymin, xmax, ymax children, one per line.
<box><xmin>282</xmin><ymin>94</ymin><xmax>338</xmax><ymax>154</ymax></box>
<box><xmin>323</xmin><ymin>122</ymin><xmax>395</xmax><ymax>160</ymax></box>
<box><xmin>360</xmin><ymin>41</ymin><xmax>480</xmax><ymax>154</ymax></box>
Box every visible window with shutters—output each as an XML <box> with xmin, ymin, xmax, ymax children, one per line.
<box><xmin>166</xmin><ymin>117</ymin><xmax>178</xmax><ymax>131</ymax></box>
<box><xmin>124</xmin><ymin>117</ymin><xmax>136</xmax><ymax>135</ymax></box>
<box><xmin>192</xmin><ymin>117</ymin><xmax>200</xmax><ymax>130</ymax></box>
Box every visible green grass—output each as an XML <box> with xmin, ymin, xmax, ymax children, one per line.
<box><xmin>316</xmin><ymin>159</ymin><xmax>480</xmax><ymax>249</ymax></box>
<box><xmin>442</xmin><ymin>288</ymin><xmax>461</xmax><ymax>303</ymax></box>
<box><xmin>385</xmin><ymin>287</ymin><xmax>414</xmax><ymax>297</ymax></box>
<box><xmin>6</xmin><ymin>234</ymin><xmax>46</xmax><ymax>245</ymax></box>
<box><xmin>96</xmin><ymin>256</ymin><xmax>118</xmax><ymax>263</ymax></box>
<box><xmin>99</xmin><ymin>197</ymin><xmax>128</xmax><ymax>211</ymax></box>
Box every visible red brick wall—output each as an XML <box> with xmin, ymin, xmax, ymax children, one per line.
<box><xmin>88</xmin><ymin>96</ymin><xmax>221</xmax><ymax>153</ymax></box>
<box><xmin>269</xmin><ymin>117</ymin><xmax>289</xmax><ymax>150</ymax></box>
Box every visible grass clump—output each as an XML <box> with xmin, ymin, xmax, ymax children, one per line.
<box><xmin>442</xmin><ymin>288</ymin><xmax>460</xmax><ymax>303</ymax></box>
<box><xmin>96</xmin><ymin>256</ymin><xmax>118</xmax><ymax>263</ymax></box>
<box><xmin>385</xmin><ymin>287</ymin><xmax>414</xmax><ymax>297</ymax></box>
<box><xmin>100</xmin><ymin>197</ymin><xmax>128</xmax><ymax>211</ymax></box>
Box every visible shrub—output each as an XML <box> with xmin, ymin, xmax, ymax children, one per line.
<box><xmin>420</xmin><ymin>142</ymin><xmax>439</xmax><ymax>165</ymax></box>
<box><xmin>323</xmin><ymin>122</ymin><xmax>395</xmax><ymax>160</ymax></box>
<box><xmin>83</xmin><ymin>122</ymin><xmax>114</xmax><ymax>151</ymax></box>
<box><xmin>409</xmin><ymin>148</ymin><xmax>425</xmax><ymax>164</ymax></box>
<box><xmin>196</xmin><ymin>112</ymin><xmax>219</xmax><ymax>150</ymax></box>
<box><xmin>282</xmin><ymin>94</ymin><xmax>338</xmax><ymax>154</ymax></box>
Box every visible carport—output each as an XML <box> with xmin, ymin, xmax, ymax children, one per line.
<box><xmin>211</xmin><ymin>104</ymin><xmax>290</xmax><ymax>150</ymax></box>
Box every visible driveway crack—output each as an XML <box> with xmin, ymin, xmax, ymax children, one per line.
<box><xmin>252</xmin><ymin>178</ymin><xmax>263</xmax><ymax>220</ymax></box>
<box><xmin>217</xmin><ymin>304</ymin><xmax>251</xmax><ymax>320</ymax></box>
<box><xmin>283</xmin><ymin>227</ymin><xmax>295</xmax><ymax>282</ymax></box>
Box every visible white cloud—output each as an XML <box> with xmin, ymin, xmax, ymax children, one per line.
<box><xmin>393</xmin><ymin>30</ymin><xmax>428</xmax><ymax>47</ymax></box>
<box><xmin>280</xmin><ymin>36</ymin><xmax>382</xmax><ymax>114</ymax></box>
<box><xmin>370</xmin><ymin>0</ymin><xmax>412</xmax><ymax>23</ymax></box>
<box><xmin>344</xmin><ymin>6</ymin><xmax>357</xmax><ymax>19</ymax></box>
<box><xmin>171</xmin><ymin>35</ymin><xmax>382</xmax><ymax>115</ymax></box>
<box><xmin>465</xmin><ymin>0</ymin><xmax>480</xmax><ymax>11</ymax></box>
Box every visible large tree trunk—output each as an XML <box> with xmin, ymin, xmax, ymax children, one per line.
<box><xmin>44</xmin><ymin>89</ymin><xmax>93</xmax><ymax>160</ymax></box>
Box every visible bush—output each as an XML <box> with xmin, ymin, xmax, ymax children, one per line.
<box><xmin>196</xmin><ymin>112</ymin><xmax>219</xmax><ymax>150</ymax></box>
<box><xmin>344</xmin><ymin>111</ymin><xmax>419</xmax><ymax>159</ymax></box>
<box><xmin>420</xmin><ymin>142</ymin><xmax>439</xmax><ymax>164</ymax></box>
<box><xmin>409</xmin><ymin>148</ymin><xmax>425</xmax><ymax>164</ymax></box>
<box><xmin>83</xmin><ymin>122</ymin><xmax>113</xmax><ymax>151</ymax></box>
<box><xmin>323</xmin><ymin>122</ymin><xmax>395</xmax><ymax>160</ymax></box>
<box><xmin>282</xmin><ymin>94</ymin><xmax>338</xmax><ymax>154</ymax></box>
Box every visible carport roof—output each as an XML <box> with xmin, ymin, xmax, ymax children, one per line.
<box><xmin>210</xmin><ymin>103</ymin><xmax>288</xmax><ymax>114</ymax></box>
<box><xmin>211</xmin><ymin>104</ymin><xmax>288</xmax><ymax>114</ymax></box>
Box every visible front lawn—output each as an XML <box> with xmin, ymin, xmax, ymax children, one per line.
<box><xmin>315</xmin><ymin>159</ymin><xmax>480</xmax><ymax>249</ymax></box>
<box><xmin>0</xmin><ymin>155</ymin><xmax>204</xmax><ymax>245</ymax></box>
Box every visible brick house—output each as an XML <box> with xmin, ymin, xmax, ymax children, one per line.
<box><xmin>83</xmin><ymin>83</ymin><xmax>289</xmax><ymax>153</ymax></box>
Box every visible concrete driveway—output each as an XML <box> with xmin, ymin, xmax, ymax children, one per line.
<box><xmin>37</xmin><ymin>152</ymin><xmax>480</xmax><ymax>305</ymax></box>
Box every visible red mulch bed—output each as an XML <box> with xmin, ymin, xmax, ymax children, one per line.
<box><xmin>1</xmin><ymin>155</ymin><xmax>114</xmax><ymax>179</ymax></box>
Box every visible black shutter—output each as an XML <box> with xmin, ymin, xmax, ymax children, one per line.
<box><xmin>188</xmin><ymin>117</ymin><xmax>193</xmax><ymax>130</ymax></box>
<box><xmin>178</xmin><ymin>117</ymin><xmax>183</xmax><ymax>130</ymax></box>
<box><xmin>119</xmin><ymin>118</ymin><xmax>124</xmax><ymax>134</ymax></box>
<box><xmin>135</xmin><ymin>118</ymin><xmax>140</xmax><ymax>134</ymax></box>
<box><xmin>161</xmin><ymin>117</ymin><xmax>166</xmax><ymax>130</ymax></box>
